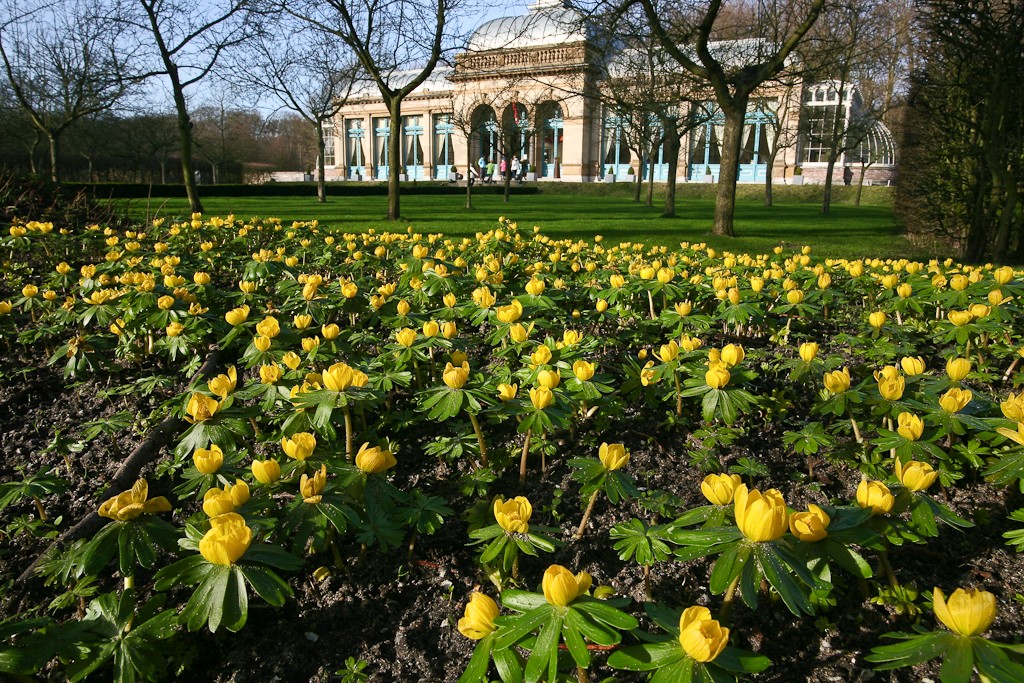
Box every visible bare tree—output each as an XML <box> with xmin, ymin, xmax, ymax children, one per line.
<box><xmin>111</xmin><ymin>0</ymin><xmax>252</xmax><ymax>212</ymax></box>
<box><xmin>0</xmin><ymin>0</ymin><xmax>135</xmax><ymax>183</ymax></box>
<box><xmin>591</xmin><ymin>0</ymin><xmax>826</xmax><ymax>236</ymax></box>
<box><xmin>225</xmin><ymin>13</ymin><xmax>359</xmax><ymax>202</ymax></box>
<box><xmin>281</xmin><ymin>0</ymin><xmax>471</xmax><ymax>220</ymax></box>
<box><xmin>755</xmin><ymin>79</ymin><xmax>801</xmax><ymax>207</ymax></box>
<box><xmin>192</xmin><ymin>87</ymin><xmax>264</xmax><ymax>184</ymax></box>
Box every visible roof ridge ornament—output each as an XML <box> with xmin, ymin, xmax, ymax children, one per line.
<box><xmin>529</xmin><ymin>0</ymin><xmax>569</xmax><ymax>12</ymax></box>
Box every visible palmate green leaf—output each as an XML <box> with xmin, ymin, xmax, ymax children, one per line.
<box><xmin>755</xmin><ymin>544</ymin><xmax>812</xmax><ymax>615</ymax></box>
<box><xmin>709</xmin><ymin>544</ymin><xmax>751</xmax><ymax>594</ymax></box>
<box><xmin>524</xmin><ymin>613</ymin><xmax>562</xmax><ymax>683</ymax></box>
<box><xmin>572</xmin><ymin>597</ymin><xmax>638</xmax><ymax>632</ymax></box>
<box><xmin>972</xmin><ymin>638</ymin><xmax>1024</xmax><ymax>683</ymax></box>
<box><xmin>607</xmin><ymin>641</ymin><xmax>687</xmax><ymax>671</ymax></box>
<box><xmin>179</xmin><ymin>563</ymin><xmax>230</xmax><ymax>632</ymax></box>
<box><xmin>610</xmin><ymin>518</ymin><xmax>672</xmax><ymax>566</ymax></box>
<box><xmin>819</xmin><ymin>538</ymin><xmax>873</xmax><ymax>578</ymax></box>
<box><xmin>494</xmin><ymin>605</ymin><xmax>552</xmax><ymax>650</ymax></box>
<box><xmin>865</xmin><ymin>631</ymin><xmax>952</xmax><ymax>669</ymax></box>
<box><xmin>941</xmin><ymin>636</ymin><xmax>974</xmax><ymax>683</ymax></box>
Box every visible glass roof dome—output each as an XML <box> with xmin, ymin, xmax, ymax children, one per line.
<box><xmin>467</xmin><ymin>1</ymin><xmax>586</xmax><ymax>52</ymax></box>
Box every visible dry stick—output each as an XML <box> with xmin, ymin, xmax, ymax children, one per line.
<box><xmin>574</xmin><ymin>490</ymin><xmax>600</xmax><ymax>540</ymax></box>
<box><xmin>16</xmin><ymin>350</ymin><xmax>222</xmax><ymax>584</ymax></box>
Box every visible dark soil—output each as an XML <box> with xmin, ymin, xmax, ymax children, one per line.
<box><xmin>1</xmin><ymin>346</ymin><xmax>1022</xmax><ymax>682</ymax></box>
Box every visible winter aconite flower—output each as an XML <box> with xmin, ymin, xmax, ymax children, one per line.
<box><xmin>789</xmin><ymin>504</ymin><xmax>831</xmax><ymax>542</ymax></box>
<box><xmin>932</xmin><ymin>587</ymin><xmax>996</xmax><ymax>637</ymax></box>
<box><xmin>458</xmin><ymin>592</ymin><xmax>499</xmax><ymax>640</ymax></box>
<box><xmin>355</xmin><ymin>443</ymin><xmax>396</xmax><ymax>474</ymax></box>
<box><xmin>856</xmin><ymin>480</ymin><xmax>895</xmax><ymax>515</ymax></box>
<box><xmin>443</xmin><ymin>361</ymin><xmax>470</xmax><ymax>389</ymax></box>
<box><xmin>705</xmin><ymin>365</ymin><xmax>731</xmax><ymax>389</ymax></box>
<box><xmin>900</xmin><ymin>356</ymin><xmax>925</xmax><ymax>376</ymax></box>
<box><xmin>678</xmin><ymin>606</ymin><xmax>729</xmax><ymax>663</ymax></box>
<box><xmin>700</xmin><ymin>473</ymin><xmax>742</xmax><ymax>506</ymax></box>
<box><xmin>193</xmin><ymin>444</ymin><xmax>224</xmax><ymax>474</ymax></box>
<box><xmin>300</xmin><ymin>465</ymin><xmax>327</xmax><ymax>503</ymax></box>
<box><xmin>897</xmin><ymin>412</ymin><xmax>924</xmax><ymax>441</ymax></box>
<box><xmin>895</xmin><ymin>459</ymin><xmax>938</xmax><ymax>492</ymax></box>
<box><xmin>939</xmin><ymin>387</ymin><xmax>973</xmax><ymax>414</ymax></box>
<box><xmin>185</xmin><ymin>393</ymin><xmax>221</xmax><ymax>422</ymax></box>
<box><xmin>493</xmin><ymin>496</ymin><xmax>532</xmax><ymax>534</ymax></box>
<box><xmin>542</xmin><ymin>564</ymin><xmax>592</xmax><ymax>607</ymax></box>
<box><xmin>529</xmin><ymin>386</ymin><xmax>553</xmax><ymax>410</ymax></box>
<box><xmin>733</xmin><ymin>485</ymin><xmax>788</xmax><ymax>542</ymax></box>
<box><xmin>823</xmin><ymin>367</ymin><xmax>851</xmax><ymax>394</ymax></box>
<box><xmin>799</xmin><ymin>342</ymin><xmax>819</xmax><ymax>362</ymax></box>
<box><xmin>98</xmin><ymin>479</ymin><xmax>171</xmax><ymax>521</ymax></box>
<box><xmin>945</xmin><ymin>357</ymin><xmax>971</xmax><ymax>382</ymax></box>
<box><xmin>199</xmin><ymin>513</ymin><xmax>252</xmax><ymax>565</ymax></box>
<box><xmin>281</xmin><ymin>432</ymin><xmax>317</xmax><ymax>461</ymax></box>
<box><xmin>497</xmin><ymin>383</ymin><xmax>518</xmax><ymax>401</ymax></box>
<box><xmin>598</xmin><ymin>443</ymin><xmax>629</xmax><ymax>471</ymax></box>
<box><xmin>207</xmin><ymin>367</ymin><xmax>237</xmax><ymax>399</ymax></box>
<box><xmin>251</xmin><ymin>459</ymin><xmax>282</xmax><ymax>485</ymax></box>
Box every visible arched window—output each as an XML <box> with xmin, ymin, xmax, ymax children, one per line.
<box><xmin>471</xmin><ymin>105</ymin><xmax>499</xmax><ymax>171</ymax></box>
<box><xmin>433</xmin><ymin>114</ymin><xmax>455</xmax><ymax>178</ymax></box>
<box><xmin>502</xmin><ymin>102</ymin><xmax>532</xmax><ymax>160</ymax></box>
<box><xmin>346</xmin><ymin>119</ymin><xmax>366</xmax><ymax>179</ymax></box>
<box><xmin>536</xmin><ymin>100</ymin><xmax>563</xmax><ymax>178</ymax></box>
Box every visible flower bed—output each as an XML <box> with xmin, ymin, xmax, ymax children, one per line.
<box><xmin>0</xmin><ymin>216</ymin><xmax>1022</xmax><ymax>682</ymax></box>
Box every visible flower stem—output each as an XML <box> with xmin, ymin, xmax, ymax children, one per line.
<box><xmin>719</xmin><ymin>574</ymin><xmax>742</xmax><ymax>625</ymax></box>
<box><xmin>847</xmin><ymin>409</ymin><xmax>863</xmax><ymax>444</ymax></box>
<box><xmin>576</xmin><ymin>665</ymin><xmax>589</xmax><ymax>683</ymax></box>
<box><xmin>519</xmin><ymin>428</ymin><xmax>532</xmax><ymax>485</ymax></box>
<box><xmin>342</xmin><ymin>404</ymin><xmax>354</xmax><ymax>463</ymax></box>
<box><xmin>574</xmin><ymin>490</ymin><xmax>601</xmax><ymax>540</ymax></box>
<box><xmin>674</xmin><ymin>370</ymin><xmax>683</xmax><ymax>417</ymax></box>
<box><xmin>468</xmin><ymin>411</ymin><xmax>488</xmax><ymax>468</ymax></box>
<box><xmin>878</xmin><ymin>546</ymin><xmax>899</xmax><ymax>589</ymax></box>
<box><xmin>33</xmin><ymin>496</ymin><xmax>46</xmax><ymax>521</ymax></box>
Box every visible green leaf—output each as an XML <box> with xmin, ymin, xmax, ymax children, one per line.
<box><xmin>458</xmin><ymin>635</ymin><xmax>492</xmax><ymax>683</ymax></box>
<box><xmin>712</xmin><ymin>646</ymin><xmax>772</xmax><ymax>673</ymax></box>
<box><xmin>524</xmin><ymin>613</ymin><xmax>562</xmax><ymax>683</ymax></box>
<box><xmin>972</xmin><ymin>638</ymin><xmax>1024</xmax><ymax>683</ymax></box>
<box><xmin>492</xmin><ymin>645</ymin><xmax>524</xmax><ymax>683</ymax></box>
<box><xmin>572</xmin><ymin>597</ymin><xmax>638</xmax><ymax>631</ymax></box>
<box><xmin>561</xmin><ymin>614</ymin><xmax>589</xmax><ymax>668</ymax></box>
<box><xmin>607</xmin><ymin>641</ymin><xmax>686</xmax><ymax>671</ymax></box>
<box><xmin>709</xmin><ymin>544</ymin><xmax>750</xmax><ymax>595</ymax></box>
<box><xmin>494</xmin><ymin>606</ymin><xmax>551</xmax><ymax>650</ymax></box>
<box><xmin>501</xmin><ymin>590</ymin><xmax>548</xmax><ymax>613</ymax></box>
<box><xmin>820</xmin><ymin>538</ymin><xmax>873</xmax><ymax>578</ymax></box>
<box><xmin>865</xmin><ymin>631</ymin><xmax>952</xmax><ymax>668</ymax></box>
<box><xmin>940</xmin><ymin>637</ymin><xmax>974</xmax><ymax>683</ymax></box>
<box><xmin>240</xmin><ymin>565</ymin><xmax>293</xmax><ymax>607</ymax></box>
<box><xmin>755</xmin><ymin>544</ymin><xmax>812</xmax><ymax>615</ymax></box>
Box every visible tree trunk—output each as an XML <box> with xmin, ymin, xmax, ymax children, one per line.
<box><xmin>855</xmin><ymin>163</ymin><xmax>867</xmax><ymax>207</ymax></box>
<box><xmin>763</xmin><ymin>150</ymin><xmax>778</xmax><ymax>207</ymax></box>
<box><xmin>316</xmin><ymin>121</ymin><xmax>327</xmax><ymax>203</ymax></box>
<box><xmin>47</xmin><ymin>131</ymin><xmax>61</xmax><ymax>184</ymax></box>
<box><xmin>503</xmin><ymin>163</ymin><xmax>511</xmax><ymax>203</ymax></box>
<box><xmin>387</xmin><ymin>102</ymin><xmax>402</xmax><ymax>221</ymax></box>
<box><xmin>633</xmin><ymin>151</ymin><xmax>643</xmax><ymax>203</ymax></box>
<box><xmin>662</xmin><ymin>120</ymin><xmax>680</xmax><ymax>218</ymax></box>
<box><xmin>822</xmin><ymin>153</ymin><xmax>838</xmax><ymax>215</ymax></box>
<box><xmin>170</xmin><ymin>76</ymin><xmax>203</xmax><ymax>213</ymax></box>
<box><xmin>465</xmin><ymin>146</ymin><xmax>473</xmax><ymax>210</ymax></box>
<box><xmin>646</xmin><ymin>153</ymin><xmax>655</xmax><ymax>207</ymax></box>
<box><xmin>713</xmin><ymin>104</ymin><xmax>746</xmax><ymax>236</ymax></box>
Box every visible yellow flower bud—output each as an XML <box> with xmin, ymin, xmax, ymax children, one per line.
<box><xmin>323</xmin><ymin>362</ymin><xmax>355</xmax><ymax>391</ymax></box>
<box><xmin>299</xmin><ymin>464</ymin><xmax>327</xmax><ymax>503</ymax></box>
<box><xmin>598</xmin><ymin>442</ymin><xmax>629</xmax><ymax>471</ymax></box>
<box><xmin>678</xmin><ymin>606</ymin><xmax>729</xmax><ymax>663</ymax></box>
<box><xmin>596</xmin><ymin>298</ymin><xmax>609</xmax><ymax>313</ymax></box>
<box><xmin>933</xmin><ymin>587</ymin><xmax>996</xmax><ymax>637</ymax></box>
<box><xmin>293</xmin><ymin>314</ymin><xmax>313</xmax><ymax>330</ymax></box>
<box><xmin>251</xmin><ymin>459</ymin><xmax>282</xmax><ymax>484</ymax></box>
<box><xmin>949</xmin><ymin>274</ymin><xmax>969</xmax><ymax>291</ymax></box>
<box><xmin>720</xmin><ymin>344</ymin><xmax>744</xmax><ymax>367</ymax></box>
<box><xmin>946</xmin><ymin>357</ymin><xmax>971</xmax><ymax>382</ymax></box>
<box><xmin>441</xmin><ymin>321</ymin><xmax>457</xmax><ymax>339</ymax></box>
<box><xmin>573</xmin><ymin>360</ymin><xmax>596</xmax><ymax>382</ymax></box>
<box><xmin>497</xmin><ymin>383</ymin><xmax>518</xmax><ymax>401</ymax></box>
<box><xmin>656</xmin><ymin>341</ymin><xmax>680</xmax><ymax>363</ymax></box>
<box><xmin>199</xmin><ymin>513</ymin><xmax>252</xmax><ymax>565</ymax></box>
<box><xmin>733</xmin><ymin>484</ymin><xmax>788</xmax><ymax>542</ymax></box>
<box><xmin>525</xmin><ymin>278</ymin><xmax>545</xmax><ymax>296</ymax></box>
<box><xmin>868</xmin><ymin>311</ymin><xmax>887</xmax><ymax>329</ymax></box>
<box><xmin>947</xmin><ymin>310</ymin><xmax>973</xmax><ymax>327</ymax></box>
<box><xmin>786</xmin><ymin>289</ymin><xmax>804</xmax><ymax>305</ymax></box>
<box><xmin>193</xmin><ymin>444</ymin><xmax>224</xmax><ymax>474</ymax></box>
<box><xmin>705</xmin><ymin>365</ymin><xmax>730</xmax><ymax>389</ymax></box>
<box><xmin>529</xmin><ymin>386</ymin><xmax>554</xmax><ymax>410</ymax></box>
<box><xmin>856</xmin><ymin>480</ymin><xmax>894</xmax><ymax>515</ymax></box>
<box><xmin>185</xmin><ymin>393</ymin><xmax>221</xmax><ymax>422</ymax></box>
<box><xmin>542</xmin><ymin>564</ymin><xmax>592</xmax><ymax>607</ymax></box>
<box><xmin>281</xmin><ymin>432</ymin><xmax>317</xmax><ymax>460</ymax></box>
<box><xmin>789</xmin><ymin>504</ymin><xmax>830</xmax><ymax>542</ymax></box>
<box><xmin>895</xmin><ymin>459</ymin><xmax>938</xmax><ymax>492</ymax></box>
<box><xmin>900</xmin><ymin>356</ymin><xmax>926</xmax><ymax>376</ymax></box>
<box><xmin>225</xmin><ymin>305</ymin><xmax>250</xmax><ymax>326</ymax></box>
<box><xmin>458</xmin><ymin>592</ymin><xmax>499</xmax><ymax>640</ymax></box>
<box><xmin>939</xmin><ymin>387</ymin><xmax>972</xmax><ymax>413</ymax></box>
<box><xmin>531</xmin><ymin>345</ymin><xmax>553</xmax><ymax>366</ymax></box>
<box><xmin>680</xmin><ymin>335</ymin><xmax>702</xmax><ymax>352</ymax></box>
<box><xmin>321</xmin><ymin>323</ymin><xmax>340</xmax><ymax>340</ymax></box>
<box><xmin>1000</xmin><ymin>393</ymin><xmax>1024</xmax><ymax>421</ymax></box>
<box><xmin>493</xmin><ymin>496</ymin><xmax>532</xmax><ymax>534</ymax></box>
<box><xmin>166</xmin><ymin>322</ymin><xmax>185</xmax><ymax>337</ymax></box>
<box><xmin>282</xmin><ymin>352</ymin><xmax>302</xmax><ymax>371</ymax></box>
<box><xmin>700</xmin><ymin>473</ymin><xmax>742</xmax><ymax>506</ymax></box>
<box><xmin>355</xmin><ymin>442</ymin><xmax>396</xmax><ymax>474</ymax></box>
<box><xmin>395</xmin><ymin>328</ymin><xmax>417</xmax><ymax>347</ymax></box>
<box><xmin>443</xmin><ymin>361</ymin><xmax>470</xmax><ymax>389</ymax></box>
<box><xmin>536</xmin><ymin>369</ymin><xmax>560</xmax><ymax>389</ymax></box>
<box><xmin>823</xmin><ymin>367</ymin><xmax>851</xmax><ymax>394</ymax></box>
<box><xmin>897</xmin><ymin>412</ymin><xmax>924</xmax><ymax>441</ymax></box>
<box><xmin>256</xmin><ymin>316</ymin><xmax>280</xmax><ymax>339</ymax></box>
<box><xmin>422</xmin><ymin>320</ymin><xmax>440</xmax><ymax>338</ymax></box>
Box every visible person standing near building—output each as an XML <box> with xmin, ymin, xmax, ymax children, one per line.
<box><xmin>510</xmin><ymin>156</ymin><xmax>521</xmax><ymax>184</ymax></box>
<box><xmin>485</xmin><ymin>158</ymin><xmax>496</xmax><ymax>183</ymax></box>
<box><xmin>477</xmin><ymin>155</ymin><xmax>486</xmax><ymax>182</ymax></box>
<box><xmin>519</xmin><ymin>154</ymin><xmax>529</xmax><ymax>181</ymax></box>
<box><xmin>499</xmin><ymin>157</ymin><xmax>507</xmax><ymax>180</ymax></box>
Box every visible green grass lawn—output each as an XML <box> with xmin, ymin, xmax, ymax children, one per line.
<box><xmin>120</xmin><ymin>183</ymin><xmax>926</xmax><ymax>261</ymax></box>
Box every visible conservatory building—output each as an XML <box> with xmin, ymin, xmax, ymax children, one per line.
<box><xmin>325</xmin><ymin>0</ymin><xmax>896</xmax><ymax>186</ymax></box>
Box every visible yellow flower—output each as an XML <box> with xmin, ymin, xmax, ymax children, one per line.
<box><xmin>946</xmin><ymin>357</ymin><xmax>971</xmax><ymax>382</ymax></box>
<box><xmin>595</xmin><ymin>298</ymin><xmax>609</xmax><ymax>313</ymax></box>
<box><xmin>675</xmin><ymin>301</ymin><xmax>692</xmax><ymax>316</ymax></box>
<box><xmin>322</xmin><ymin>323</ymin><xmax>341</xmax><ymax>340</ymax></box>
<box><xmin>256</xmin><ymin>316</ymin><xmax>280</xmax><ymax>338</ymax></box>
<box><xmin>733</xmin><ymin>484</ymin><xmax>788</xmax><ymax>542</ymax></box>
<box><xmin>300</xmin><ymin>464</ymin><xmax>328</xmax><ymax>503</ymax></box>
<box><xmin>293</xmin><ymin>314</ymin><xmax>313</xmax><ymax>330</ymax></box>
<box><xmin>442</xmin><ymin>321</ymin><xmax>457</xmax><ymax>339</ymax></box>
<box><xmin>897</xmin><ymin>283</ymin><xmax>912</xmax><ymax>298</ymax></box>
<box><xmin>443</xmin><ymin>361</ymin><xmax>470</xmax><ymax>389</ymax></box>
<box><xmin>700</xmin><ymin>473</ymin><xmax>742</xmax><ymax>506</ymax></box>
<box><xmin>897</xmin><ymin>412</ymin><xmax>924</xmax><ymax>441</ymax></box>
<box><xmin>705</xmin><ymin>365</ymin><xmax>731</xmax><ymax>389</ymax></box>
<box><xmin>202</xmin><ymin>487</ymin><xmax>236</xmax><ymax>518</ymax></box>
<box><xmin>166</xmin><ymin>322</ymin><xmax>185</xmax><ymax>337</ymax></box>
<box><xmin>458</xmin><ymin>592</ymin><xmax>499</xmax><ymax>640</ymax></box>
<box><xmin>397</xmin><ymin>300</ymin><xmax>411</xmax><ymax>316</ymax></box>
<box><xmin>493</xmin><ymin>496</ymin><xmax>532</xmax><ymax>534</ymax></box>
<box><xmin>282</xmin><ymin>352</ymin><xmax>302</xmax><ymax>371</ymax></box>
<box><xmin>856</xmin><ymin>480</ymin><xmax>894</xmax><ymax>515</ymax></box>
<box><xmin>786</xmin><ymin>289</ymin><xmax>804</xmax><ymax>305</ymax></box>
<box><xmin>97</xmin><ymin>479</ymin><xmax>171</xmax><ymax>521</ymax></box>
<box><xmin>207</xmin><ymin>367</ymin><xmax>238</xmax><ymax>399</ymax></box>
<box><xmin>225</xmin><ymin>305</ymin><xmax>250</xmax><ymax>326</ymax></box>
<box><xmin>224</xmin><ymin>479</ymin><xmax>249</xmax><ymax>507</ymax></box>
<box><xmin>395</xmin><ymin>328</ymin><xmax>417</xmax><ymax>347</ymax></box>
<box><xmin>529</xmin><ymin>386</ymin><xmax>554</xmax><ymax>410</ymax></box>
<box><xmin>199</xmin><ymin>513</ymin><xmax>252</xmax><ymax>565</ymax></box>
<box><xmin>573</xmin><ymin>360</ymin><xmax>595</xmax><ymax>382</ymax></box>
<box><xmin>525</xmin><ymin>278</ymin><xmax>545</xmax><ymax>296</ymax></box>
<box><xmin>495</xmin><ymin>300</ymin><xmax>523</xmax><ymax>323</ymax></box>
<box><xmin>443</xmin><ymin>293</ymin><xmax>457</xmax><ymax>308</ymax></box>
<box><xmin>996</xmin><ymin>422</ymin><xmax>1024</xmax><ymax>446</ymax></box>
<box><xmin>323</xmin><ymin>362</ymin><xmax>356</xmax><ymax>391</ymax></box>
<box><xmin>422</xmin><ymin>320</ymin><xmax>440</xmax><ymax>338</ymax></box>
<box><xmin>823</xmin><ymin>367</ymin><xmax>851</xmax><ymax>394</ymax></box>
<box><xmin>895</xmin><ymin>459</ymin><xmax>938</xmax><ymax>492</ymax></box>
<box><xmin>900</xmin><ymin>356</ymin><xmax>926</xmax><ymax>376</ymax></box>
<box><xmin>1001</xmin><ymin>393</ymin><xmax>1024</xmax><ymax>421</ymax></box>
<box><xmin>472</xmin><ymin>286</ymin><xmax>495</xmax><ymax>308</ymax></box>
<box><xmin>251</xmin><ymin>459</ymin><xmax>282</xmax><ymax>484</ymax></box>
<box><xmin>789</xmin><ymin>504</ymin><xmax>830</xmax><ymax>542</ymax></box>
<box><xmin>562</xmin><ymin>330</ymin><xmax>582</xmax><ymax>346</ymax></box>
<box><xmin>949</xmin><ymin>274</ymin><xmax>969</xmax><ymax>291</ymax></box>
<box><xmin>680</xmin><ymin>335</ymin><xmax>702</xmax><ymax>352</ymax></box>
<box><xmin>497</xmin><ymin>383</ymin><xmax>518</xmax><ymax>401</ymax></box>
<box><xmin>531</xmin><ymin>345</ymin><xmax>553</xmax><ymax>366</ymax></box>
<box><xmin>947</xmin><ymin>310</ymin><xmax>973</xmax><ymax>327</ymax></box>
<box><xmin>157</xmin><ymin>295</ymin><xmax>175</xmax><ymax>310</ymax></box>
<box><xmin>798</xmin><ymin>342</ymin><xmax>818</xmax><ymax>362</ymax></box>
<box><xmin>656</xmin><ymin>340</ymin><xmax>680</xmax><ymax>362</ymax></box>
<box><xmin>281</xmin><ymin>432</ymin><xmax>317</xmax><ymax>460</ymax></box>
<box><xmin>598</xmin><ymin>443</ymin><xmax>629</xmax><ymax>471</ymax></box>
<box><xmin>193</xmin><ymin>444</ymin><xmax>224</xmax><ymax>474</ymax></box>
<box><xmin>355</xmin><ymin>442</ymin><xmax>396</xmax><ymax>474</ymax></box>
<box><xmin>185</xmin><ymin>393</ymin><xmax>221</xmax><ymax>422</ymax></box>
<box><xmin>259</xmin><ymin>364</ymin><xmax>282</xmax><ymax>384</ymax></box>
<box><xmin>720</xmin><ymin>344</ymin><xmax>745</xmax><ymax>367</ymax></box>
<box><xmin>868</xmin><ymin>311</ymin><xmax>887</xmax><ymax>329</ymax></box>
<box><xmin>933</xmin><ymin>587</ymin><xmax>996</xmax><ymax>637</ymax></box>
<box><xmin>876</xmin><ymin>372</ymin><xmax>905</xmax><ymax>401</ymax></box>
<box><xmin>536</xmin><ymin>369</ymin><xmax>560</xmax><ymax>389</ymax></box>
<box><xmin>509</xmin><ymin>323</ymin><xmax>529</xmax><ymax>343</ymax></box>
<box><xmin>678</xmin><ymin>606</ymin><xmax>729</xmax><ymax>663</ymax></box>
<box><xmin>253</xmin><ymin>335</ymin><xmax>272</xmax><ymax>352</ymax></box>
<box><xmin>542</xmin><ymin>564</ymin><xmax>592</xmax><ymax>607</ymax></box>
<box><xmin>939</xmin><ymin>387</ymin><xmax>973</xmax><ymax>413</ymax></box>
